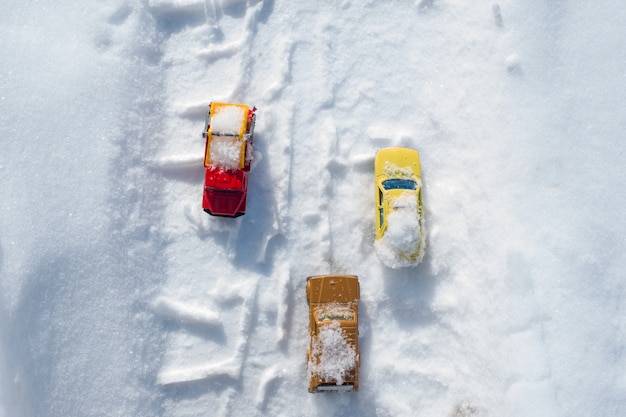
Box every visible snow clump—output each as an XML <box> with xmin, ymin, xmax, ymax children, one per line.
<box><xmin>308</xmin><ymin>321</ymin><xmax>357</xmax><ymax>386</ymax></box>
<box><xmin>210</xmin><ymin>137</ymin><xmax>243</xmax><ymax>170</ymax></box>
<box><xmin>375</xmin><ymin>191</ymin><xmax>425</xmax><ymax>268</ymax></box>
<box><xmin>211</xmin><ymin>105</ymin><xmax>247</xmax><ymax>134</ymax></box>
<box><xmin>384</xmin><ymin>161</ymin><xmax>415</xmax><ymax>180</ymax></box>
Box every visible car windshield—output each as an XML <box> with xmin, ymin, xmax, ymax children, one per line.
<box><xmin>382</xmin><ymin>179</ymin><xmax>417</xmax><ymax>190</ymax></box>
<box><xmin>317</xmin><ymin>308</ymin><xmax>355</xmax><ymax>322</ymax></box>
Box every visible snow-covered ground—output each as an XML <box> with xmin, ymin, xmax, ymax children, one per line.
<box><xmin>2</xmin><ymin>1</ymin><xmax>625</xmax><ymax>416</ymax></box>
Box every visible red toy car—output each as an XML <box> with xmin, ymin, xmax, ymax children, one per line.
<box><xmin>202</xmin><ymin>102</ymin><xmax>256</xmax><ymax>217</ymax></box>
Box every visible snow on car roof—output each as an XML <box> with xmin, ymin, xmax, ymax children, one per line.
<box><xmin>211</xmin><ymin>104</ymin><xmax>247</xmax><ymax>135</ymax></box>
<box><xmin>375</xmin><ymin>192</ymin><xmax>425</xmax><ymax>268</ymax></box>
<box><xmin>308</xmin><ymin>320</ymin><xmax>357</xmax><ymax>386</ymax></box>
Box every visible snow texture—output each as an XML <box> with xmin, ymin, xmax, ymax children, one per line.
<box><xmin>2</xmin><ymin>1</ymin><xmax>626</xmax><ymax>417</ymax></box>
<box><xmin>209</xmin><ymin>137</ymin><xmax>244</xmax><ymax>170</ymax></box>
<box><xmin>211</xmin><ymin>105</ymin><xmax>247</xmax><ymax>135</ymax></box>
<box><xmin>308</xmin><ymin>321</ymin><xmax>357</xmax><ymax>387</ymax></box>
<box><xmin>375</xmin><ymin>191</ymin><xmax>426</xmax><ymax>269</ymax></box>
<box><xmin>384</xmin><ymin>161</ymin><xmax>416</xmax><ymax>180</ymax></box>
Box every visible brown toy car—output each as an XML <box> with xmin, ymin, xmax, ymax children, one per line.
<box><xmin>306</xmin><ymin>275</ymin><xmax>360</xmax><ymax>392</ymax></box>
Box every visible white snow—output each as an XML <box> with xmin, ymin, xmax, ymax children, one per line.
<box><xmin>208</xmin><ymin>105</ymin><xmax>252</xmax><ymax>170</ymax></box>
<box><xmin>375</xmin><ymin>192</ymin><xmax>426</xmax><ymax>268</ymax></box>
<box><xmin>209</xmin><ymin>136</ymin><xmax>244</xmax><ymax>170</ymax></box>
<box><xmin>308</xmin><ymin>321</ymin><xmax>357</xmax><ymax>387</ymax></box>
<box><xmin>2</xmin><ymin>1</ymin><xmax>626</xmax><ymax>417</ymax></box>
<box><xmin>384</xmin><ymin>161</ymin><xmax>417</xmax><ymax>180</ymax></box>
<box><xmin>152</xmin><ymin>296</ymin><xmax>221</xmax><ymax>327</ymax></box>
<box><xmin>210</xmin><ymin>105</ymin><xmax>247</xmax><ymax>135</ymax></box>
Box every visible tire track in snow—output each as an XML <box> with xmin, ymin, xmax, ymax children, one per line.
<box><xmin>91</xmin><ymin>3</ymin><xmax>174</xmax><ymax>415</ymax></box>
<box><xmin>135</xmin><ymin>1</ymin><xmax>559</xmax><ymax>416</ymax></box>
<box><xmin>141</xmin><ymin>1</ymin><xmax>297</xmax><ymax>416</ymax></box>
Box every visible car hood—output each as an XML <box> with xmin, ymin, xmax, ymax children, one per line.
<box><xmin>374</xmin><ymin>148</ymin><xmax>421</xmax><ymax>179</ymax></box>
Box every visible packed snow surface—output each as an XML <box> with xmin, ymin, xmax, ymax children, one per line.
<box><xmin>2</xmin><ymin>1</ymin><xmax>626</xmax><ymax>417</ymax></box>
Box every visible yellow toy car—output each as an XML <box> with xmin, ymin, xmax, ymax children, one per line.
<box><xmin>374</xmin><ymin>147</ymin><xmax>425</xmax><ymax>268</ymax></box>
<box><xmin>306</xmin><ymin>275</ymin><xmax>360</xmax><ymax>392</ymax></box>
